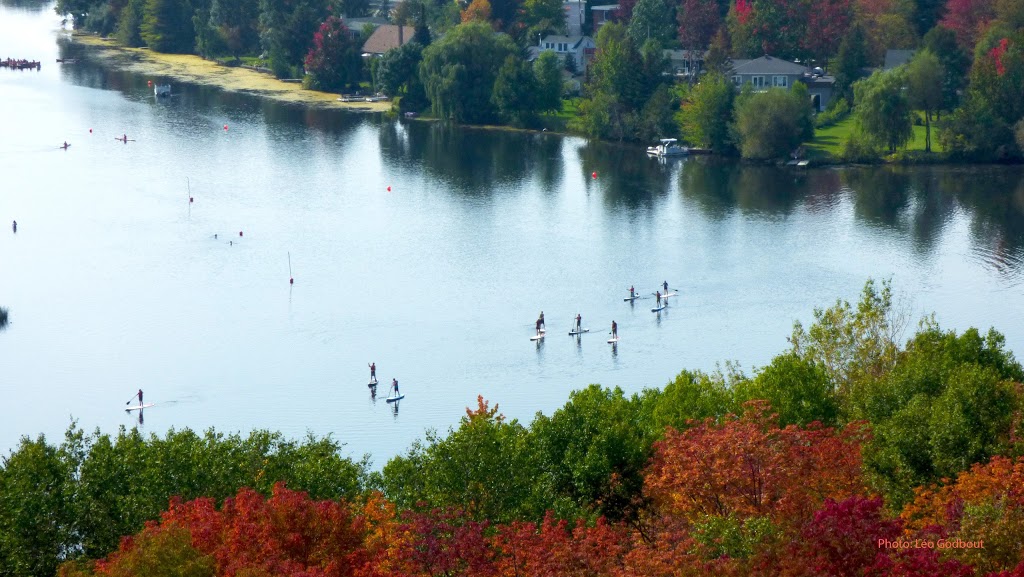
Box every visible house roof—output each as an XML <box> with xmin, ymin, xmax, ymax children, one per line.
<box><xmin>591</xmin><ymin>4</ymin><xmax>619</xmax><ymax>10</ymax></box>
<box><xmin>541</xmin><ymin>35</ymin><xmax>594</xmax><ymax>49</ymax></box>
<box><xmin>884</xmin><ymin>49</ymin><xmax>915</xmax><ymax>70</ymax></box>
<box><xmin>361</xmin><ymin>25</ymin><xmax>415</xmax><ymax>55</ymax></box>
<box><xmin>731</xmin><ymin>55</ymin><xmax>808</xmax><ymax>75</ymax></box>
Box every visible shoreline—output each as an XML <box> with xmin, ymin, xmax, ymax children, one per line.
<box><xmin>70</xmin><ymin>33</ymin><xmax>392</xmax><ymax>112</ymax></box>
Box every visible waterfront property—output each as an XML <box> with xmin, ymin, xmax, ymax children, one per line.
<box><xmin>729</xmin><ymin>55</ymin><xmax>835</xmax><ymax>111</ymax></box>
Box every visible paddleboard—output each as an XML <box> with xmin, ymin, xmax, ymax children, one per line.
<box><xmin>368</xmin><ymin>378</ymin><xmax>378</xmax><ymax>386</ymax></box>
<box><xmin>530</xmin><ymin>334</ymin><xmax>545</xmax><ymax>341</ymax></box>
<box><xmin>386</xmin><ymin>395</ymin><xmax>404</xmax><ymax>403</ymax></box>
<box><xmin>651</xmin><ymin>305</ymin><xmax>666</xmax><ymax>312</ymax></box>
<box><xmin>623</xmin><ymin>295</ymin><xmax>642</xmax><ymax>301</ymax></box>
<box><xmin>569</xmin><ymin>328</ymin><xmax>590</xmax><ymax>335</ymax></box>
<box><xmin>661</xmin><ymin>292</ymin><xmax>678</xmax><ymax>298</ymax></box>
<box><xmin>125</xmin><ymin>403</ymin><xmax>155</xmax><ymax>411</ymax></box>
<box><xmin>60</xmin><ymin>144</ymin><xmax>71</xmax><ymax>149</ymax></box>
<box><xmin>607</xmin><ymin>337</ymin><xmax>620</xmax><ymax>343</ymax></box>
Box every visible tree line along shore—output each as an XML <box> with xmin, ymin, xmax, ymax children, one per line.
<box><xmin>3</xmin><ymin>280</ymin><xmax>1024</xmax><ymax>576</ymax></box>
<box><xmin>52</xmin><ymin>0</ymin><xmax>1024</xmax><ymax>163</ymax></box>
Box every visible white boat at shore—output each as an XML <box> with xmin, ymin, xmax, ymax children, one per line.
<box><xmin>646</xmin><ymin>138</ymin><xmax>688</xmax><ymax>157</ymax></box>
<box><xmin>154</xmin><ymin>84</ymin><xmax>171</xmax><ymax>97</ymax></box>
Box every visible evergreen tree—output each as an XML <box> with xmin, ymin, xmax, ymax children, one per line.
<box><xmin>833</xmin><ymin>23</ymin><xmax>868</xmax><ymax>104</ymax></box>
<box><xmin>140</xmin><ymin>0</ymin><xmax>195</xmax><ymax>52</ymax></box>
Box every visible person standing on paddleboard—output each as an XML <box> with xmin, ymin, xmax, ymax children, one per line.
<box><xmin>629</xmin><ymin>285</ymin><xmax>635</xmax><ymax>299</ymax></box>
<box><xmin>137</xmin><ymin>389</ymin><xmax>143</xmax><ymax>405</ymax></box>
<box><xmin>369</xmin><ymin>362</ymin><xmax>377</xmax><ymax>383</ymax></box>
<box><xmin>392</xmin><ymin>378</ymin><xmax>399</xmax><ymax>396</ymax></box>
<box><xmin>575</xmin><ymin>313</ymin><xmax>582</xmax><ymax>332</ymax></box>
<box><xmin>663</xmin><ymin>281</ymin><xmax>669</xmax><ymax>292</ymax></box>
<box><xmin>539</xmin><ymin>311</ymin><xmax>545</xmax><ymax>330</ymax></box>
<box><xmin>611</xmin><ymin>320</ymin><xmax>618</xmax><ymax>339</ymax></box>
<box><xmin>656</xmin><ymin>291</ymin><xmax>661</xmax><ymax>306</ymax></box>
<box><xmin>535</xmin><ymin>318</ymin><xmax>543</xmax><ymax>336</ymax></box>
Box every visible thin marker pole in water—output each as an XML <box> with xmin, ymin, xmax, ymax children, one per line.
<box><xmin>288</xmin><ymin>252</ymin><xmax>293</xmax><ymax>284</ymax></box>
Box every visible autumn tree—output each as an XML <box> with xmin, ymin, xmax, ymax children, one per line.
<box><xmin>304</xmin><ymin>16</ymin><xmax>363</xmax><ymax>92</ymax></box>
<box><xmin>644</xmin><ymin>401</ymin><xmax>869</xmax><ymax>533</ymax></box>
<box><xmin>940</xmin><ymin>0</ymin><xmax>997</xmax><ymax>49</ymax></box>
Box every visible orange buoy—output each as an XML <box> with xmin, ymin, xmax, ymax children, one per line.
<box><xmin>147</xmin><ymin>80</ymin><xmax>152</xmax><ymax>86</ymax></box>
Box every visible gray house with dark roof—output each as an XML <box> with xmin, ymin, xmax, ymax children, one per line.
<box><xmin>728</xmin><ymin>55</ymin><xmax>835</xmax><ymax>112</ymax></box>
<box><xmin>361</xmin><ymin>25</ymin><xmax>415</xmax><ymax>56</ymax></box>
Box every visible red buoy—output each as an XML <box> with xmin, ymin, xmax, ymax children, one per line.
<box><xmin>223</xmin><ymin>125</ymin><xmax>228</xmax><ymax>130</ymax></box>
<box><xmin>592</xmin><ymin>172</ymin><xmax>597</xmax><ymax>179</ymax></box>
<box><xmin>387</xmin><ymin>186</ymin><xmax>391</xmax><ymax>192</ymax></box>
<box><xmin>147</xmin><ymin>80</ymin><xmax>152</xmax><ymax>86</ymax></box>
<box><xmin>239</xmin><ymin>231</ymin><xmax>243</xmax><ymax>237</ymax></box>
<box><xmin>289</xmin><ymin>278</ymin><xmax>294</xmax><ymax>285</ymax></box>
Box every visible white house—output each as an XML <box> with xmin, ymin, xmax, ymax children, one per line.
<box><xmin>529</xmin><ymin>35</ymin><xmax>597</xmax><ymax>75</ymax></box>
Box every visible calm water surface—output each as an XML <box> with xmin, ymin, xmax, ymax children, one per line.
<box><xmin>2</xmin><ymin>3</ymin><xmax>1024</xmax><ymax>466</ymax></box>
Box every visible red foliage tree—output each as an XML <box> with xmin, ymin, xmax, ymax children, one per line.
<box><xmin>643</xmin><ymin>402</ymin><xmax>870</xmax><ymax>533</ymax></box>
<box><xmin>940</xmin><ymin>0</ymin><xmax>996</xmax><ymax>49</ymax></box>
<box><xmin>802</xmin><ymin>0</ymin><xmax>853</xmax><ymax>62</ymax></box>
<box><xmin>677</xmin><ymin>0</ymin><xmax>721</xmax><ymax>50</ymax></box>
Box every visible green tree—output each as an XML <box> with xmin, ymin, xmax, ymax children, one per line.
<box><xmin>419</xmin><ymin>21</ymin><xmax>518</xmax><ymax>123</ymax></box>
<box><xmin>789</xmin><ymin>278</ymin><xmax>908</xmax><ymax>409</ymax></box>
<box><xmin>679</xmin><ymin>72</ymin><xmax>734</xmax><ymax>151</ymax></box>
<box><xmin>140</xmin><ymin>0</ymin><xmax>195</xmax><ymax>52</ymax></box>
<box><xmin>374</xmin><ymin>41</ymin><xmax>427</xmax><ymax>112</ymax></box>
<box><xmin>519</xmin><ymin>0</ymin><xmax>565</xmax><ymax>42</ymax></box>
<box><xmin>853</xmin><ymin>68</ymin><xmax>913</xmax><ymax>153</ymax></box>
<box><xmin>648</xmin><ymin>368</ymin><xmax>738</xmax><ymax>431</ymax></box>
<box><xmin>905</xmin><ymin>49</ymin><xmax>944</xmax><ymax>151</ymax></box>
<box><xmin>0</xmin><ymin>431</ymin><xmax>81</xmax><ymax>577</ymax></box>
<box><xmin>921</xmin><ymin>25</ymin><xmax>969</xmax><ymax>114</ymax></box>
<box><xmin>378</xmin><ymin>397</ymin><xmax>540</xmax><ymax>523</ymax></box>
<box><xmin>493</xmin><ymin>55</ymin><xmax>540</xmax><ymax>126</ymax></box>
<box><xmin>627</xmin><ymin>0</ymin><xmax>674</xmax><ymax>45</ymax></box>
<box><xmin>531</xmin><ymin>385</ymin><xmax>659</xmax><ymax>522</ymax></box>
<box><xmin>735</xmin><ymin>352</ymin><xmax>839</xmax><ymax>427</ymax></box>
<box><xmin>833</xmin><ymin>23</ymin><xmax>869</xmax><ymax>105</ymax></box>
<box><xmin>533</xmin><ymin>50</ymin><xmax>562</xmax><ymax>113</ymax></box>
<box><xmin>732</xmin><ymin>84</ymin><xmax>814</xmax><ymax>160</ymax></box>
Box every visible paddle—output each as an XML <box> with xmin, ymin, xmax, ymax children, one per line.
<box><xmin>125</xmin><ymin>394</ymin><xmax>138</xmax><ymax>405</ymax></box>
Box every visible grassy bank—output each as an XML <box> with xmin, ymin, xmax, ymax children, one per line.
<box><xmin>72</xmin><ymin>34</ymin><xmax>391</xmax><ymax>112</ymax></box>
<box><xmin>805</xmin><ymin>115</ymin><xmax>945</xmax><ymax>163</ymax></box>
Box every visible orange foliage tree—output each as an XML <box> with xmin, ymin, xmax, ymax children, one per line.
<box><xmin>901</xmin><ymin>456</ymin><xmax>1024</xmax><ymax>574</ymax></box>
<box><xmin>74</xmin><ymin>483</ymin><xmax>370</xmax><ymax>577</ymax></box>
<box><xmin>643</xmin><ymin>401</ymin><xmax>870</xmax><ymax>531</ymax></box>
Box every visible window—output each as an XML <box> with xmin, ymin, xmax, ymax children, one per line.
<box><xmin>752</xmin><ymin>76</ymin><xmax>765</xmax><ymax>88</ymax></box>
<box><xmin>732</xmin><ymin>75</ymin><xmax>742</xmax><ymax>85</ymax></box>
<box><xmin>772</xmin><ymin>75</ymin><xmax>788</xmax><ymax>87</ymax></box>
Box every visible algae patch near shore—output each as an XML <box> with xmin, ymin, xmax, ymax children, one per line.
<box><xmin>72</xmin><ymin>34</ymin><xmax>391</xmax><ymax>112</ymax></box>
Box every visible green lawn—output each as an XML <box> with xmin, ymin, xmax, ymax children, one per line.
<box><xmin>805</xmin><ymin>113</ymin><xmax>943</xmax><ymax>161</ymax></box>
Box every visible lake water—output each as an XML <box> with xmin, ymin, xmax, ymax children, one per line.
<box><xmin>2</xmin><ymin>3</ymin><xmax>1023</xmax><ymax>466</ymax></box>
